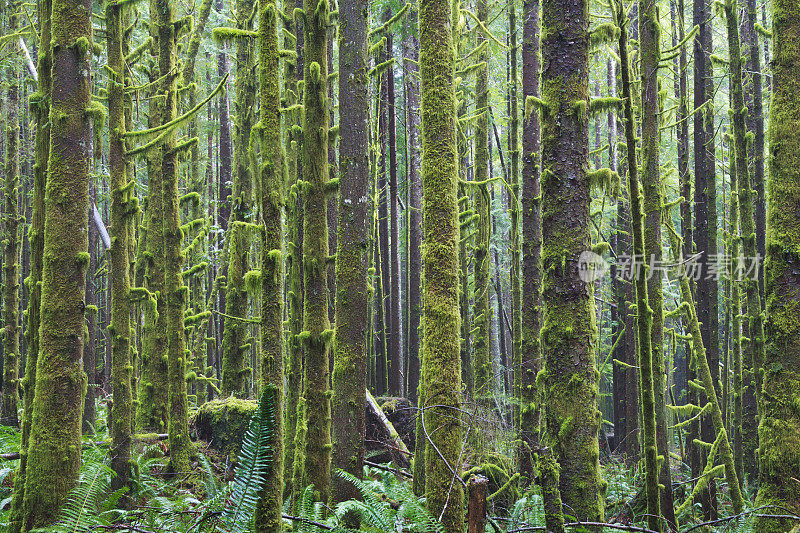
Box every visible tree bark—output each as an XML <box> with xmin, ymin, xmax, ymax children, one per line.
<box><xmin>331</xmin><ymin>0</ymin><xmax>371</xmax><ymax>504</ymax></box>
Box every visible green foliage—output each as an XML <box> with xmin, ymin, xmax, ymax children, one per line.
<box><xmin>222</xmin><ymin>386</ymin><xmax>277</xmax><ymax>533</ymax></box>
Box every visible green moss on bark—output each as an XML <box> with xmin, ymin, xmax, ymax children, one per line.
<box><xmin>540</xmin><ymin>0</ymin><xmax>605</xmax><ymax>523</ymax></box>
<box><xmin>2</xmin><ymin>0</ymin><xmax>22</xmax><ymax>429</ymax></box>
<box><xmin>301</xmin><ymin>0</ymin><xmax>332</xmax><ymax>504</ymax></box>
<box><xmin>20</xmin><ymin>0</ymin><xmax>93</xmax><ymax>525</ymax></box>
<box><xmin>753</xmin><ymin>0</ymin><xmax>800</xmax><ymax>528</ymax></box>
<box><xmin>419</xmin><ymin>0</ymin><xmax>465</xmax><ymax>530</ymax></box>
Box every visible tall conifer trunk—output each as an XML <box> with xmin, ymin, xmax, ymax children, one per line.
<box><xmin>472</xmin><ymin>0</ymin><xmax>492</xmax><ymax>402</ymax></box>
<box><xmin>158</xmin><ymin>0</ymin><xmax>192</xmax><ymax>473</ymax></box>
<box><xmin>21</xmin><ymin>0</ymin><xmax>92</xmax><ymax>523</ymax></box>
<box><xmin>107</xmin><ymin>0</ymin><xmax>134</xmax><ymax>493</ymax></box>
<box><xmin>2</xmin><ymin>0</ymin><xmax>21</xmax><ymax>428</ymax></box>
<box><xmin>640</xmin><ymin>0</ymin><xmax>675</xmax><ymax>524</ymax></box>
<box><xmin>419</xmin><ymin>0</ymin><xmax>464</xmax><ymax>530</ymax></box>
<box><xmin>331</xmin><ymin>0</ymin><xmax>371</xmax><ymax>504</ymax></box>
<box><xmin>137</xmin><ymin>0</ymin><xmax>169</xmax><ymax>432</ymax></box>
<box><xmin>8</xmin><ymin>0</ymin><xmax>50</xmax><ymax>527</ymax></box>
<box><xmin>520</xmin><ymin>0</ymin><xmax>541</xmax><ymax>480</ymax></box>
<box><xmin>253</xmin><ymin>0</ymin><xmax>284</xmax><ymax>525</ymax></box>
<box><xmin>753</xmin><ymin>0</ymin><xmax>800</xmax><ymax>528</ymax></box>
<box><xmin>540</xmin><ymin>0</ymin><xmax>604</xmax><ymax>522</ymax></box>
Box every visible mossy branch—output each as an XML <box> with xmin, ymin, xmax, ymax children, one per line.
<box><xmin>590</xmin><ymin>22</ymin><xmax>620</xmax><ymax>48</ymax></box>
<box><xmin>212</xmin><ymin>27</ymin><xmax>258</xmax><ymax>40</ymax></box>
<box><xmin>126</xmin><ymin>73</ymin><xmax>228</xmax><ymax>154</ymax></box>
<box><xmin>588</xmin><ymin>97</ymin><xmax>623</xmax><ymax>116</ymax></box>
<box><xmin>369</xmin><ymin>3</ymin><xmax>410</xmax><ymax>36</ymax></box>
<box><xmin>460</xmin><ymin>9</ymin><xmax>509</xmax><ymax>49</ymax></box>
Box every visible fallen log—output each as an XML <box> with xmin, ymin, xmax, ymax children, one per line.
<box><xmin>365</xmin><ymin>389</ymin><xmax>412</xmax><ymax>470</ymax></box>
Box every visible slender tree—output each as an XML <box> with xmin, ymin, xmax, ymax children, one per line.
<box><xmin>640</xmin><ymin>0</ymin><xmax>675</xmax><ymax>524</ymax></box>
<box><xmin>419</xmin><ymin>0</ymin><xmax>464</xmax><ymax>530</ymax></box>
<box><xmin>472</xmin><ymin>0</ymin><xmax>492</xmax><ymax>402</ymax></box>
<box><xmin>301</xmin><ymin>0</ymin><xmax>332</xmax><ymax>502</ymax></box>
<box><xmin>253</xmin><ymin>0</ymin><xmax>284</xmax><ymax>525</ymax></box>
<box><xmin>617</xmin><ymin>3</ymin><xmax>661</xmax><ymax>529</ymax></box>
<box><xmin>21</xmin><ymin>0</ymin><xmax>93</xmax><ymax>522</ymax></box>
<box><xmin>159</xmin><ymin>0</ymin><xmax>193</xmax><ymax>473</ymax></box>
<box><xmin>107</xmin><ymin>0</ymin><xmax>134</xmax><ymax>493</ymax></box>
<box><xmin>7</xmin><ymin>0</ymin><xmax>50</xmax><ymax>526</ymax></box>
<box><xmin>221</xmin><ymin>0</ymin><xmax>257</xmax><ymax>396</ymax></box>
<box><xmin>1</xmin><ymin>0</ymin><xmax>21</xmax><ymax>429</ymax></box>
<box><xmin>137</xmin><ymin>0</ymin><xmax>169</xmax><ymax>432</ymax></box>
<box><xmin>753</xmin><ymin>0</ymin><xmax>800</xmax><ymax>528</ymax></box>
<box><xmin>519</xmin><ymin>0</ymin><xmax>541</xmax><ymax>480</ymax></box>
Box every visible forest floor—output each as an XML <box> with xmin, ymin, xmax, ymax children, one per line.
<box><xmin>0</xmin><ymin>399</ymin><xmax>763</xmax><ymax>533</ymax></box>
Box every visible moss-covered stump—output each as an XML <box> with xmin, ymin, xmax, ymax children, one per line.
<box><xmin>193</xmin><ymin>397</ymin><xmax>257</xmax><ymax>462</ymax></box>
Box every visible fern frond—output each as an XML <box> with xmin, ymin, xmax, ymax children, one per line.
<box><xmin>222</xmin><ymin>385</ymin><xmax>277</xmax><ymax>533</ymax></box>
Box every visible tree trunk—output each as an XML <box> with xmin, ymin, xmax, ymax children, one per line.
<box><xmin>419</xmin><ymin>0</ymin><xmax>465</xmax><ymax>530</ymax></box>
<box><xmin>753</xmin><ymin>0</ymin><xmax>800</xmax><ymax>527</ymax></box>
<box><xmin>8</xmin><ymin>0</ymin><xmax>49</xmax><ymax>522</ymax></box>
<box><xmin>21</xmin><ymin>0</ymin><xmax>92</xmax><ymax>523</ymax></box>
<box><xmin>1</xmin><ymin>0</ymin><xmax>21</xmax><ymax>428</ymax></box>
<box><xmin>520</xmin><ymin>0</ymin><xmax>541</xmax><ymax>481</ymax></box>
<box><xmin>301</xmin><ymin>0</ymin><xmax>332</xmax><ymax>503</ymax></box>
<box><xmin>402</xmin><ymin>12</ymin><xmax>421</xmax><ymax>406</ymax></box>
<box><xmin>136</xmin><ymin>5</ymin><xmax>169</xmax><ymax>432</ymax></box>
<box><xmin>540</xmin><ymin>0</ymin><xmax>604</xmax><ymax>522</ymax></box>
<box><xmin>619</xmin><ymin>4</ymin><xmax>662</xmax><ymax>527</ymax></box>
<box><xmin>640</xmin><ymin>0</ymin><xmax>675</xmax><ymax>525</ymax></box>
<box><xmin>331</xmin><ymin>0</ymin><xmax>371</xmax><ymax>504</ymax></box>
<box><xmin>253</xmin><ymin>1</ymin><xmax>284</xmax><ymax>526</ymax></box>
<box><xmin>472</xmin><ymin>0</ymin><xmax>492</xmax><ymax>403</ymax></box>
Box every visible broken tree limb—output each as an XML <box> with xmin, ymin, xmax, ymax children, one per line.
<box><xmin>365</xmin><ymin>388</ymin><xmax>412</xmax><ymax>470</ymax></box>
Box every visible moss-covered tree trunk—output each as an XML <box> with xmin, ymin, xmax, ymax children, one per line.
<box><xmin>20</xmin><ymin>0</ymin><xmax>92</xmax><ymax>524</ymax></box>
<box><xmin>283</xmin><ymin>0</ymin><xmax>305</xmax><ymax>497</ymax></box>
<box><xmin>301</xmin><ymin>0</ymin><xmax>332</xmax><ymax>503</ymax></box>
<box><xmin>618</xmin><ymin>3</ymin><xmax>661</xmax><ymax>528</ymax></box>
<box><xmin>639</xmin><ymin>0</ymin><xmax>675</xmax><ymax>525</ymax></box>
<box><xmin>419</xmin><ymin>0</ymin><xmax>464</xmax><ymax>530</ymax></box>
<box><xmin>753</xmin><ymin>0</ymin><xmax>800</xmax><ymax>528</ymax></box>
<box><xmin>519</xmin><ymin>0</ymin><xmax>541</xmax><ymax>481</ymax></box>
<box><xmin>106</xmin><ymin>0</ymin><xmax>134</xmax><ymax>494</ymax></box>
<box><xmin>331</xmin><ymin>0</ymin><xmax>370</xmax><ymax>505</ymax></box>
<box><xmin>221</xmin><ymin>0</ymin><xmax>257</xmax><ymax>397</ymax></box>
<box><xmin>472</xmin><ymin>0</ymin><xmax>492</xmax><ymax>403</ymax></box>
<box><xmin>722</xmin><ymin>0</ymin><xmax>766</xmax><ymax>496</ymax></box>
<box><xmin>8</xmin><ymin>0</ymin><xmax>50</xmax><ymax>526</ymax></box>
<box><xmin>137</xmin><ymin>2</ymin><xmax>169</xmax><ymax>432</ymax></box>
<box><xmin>253</xmin><ymin>0</ymin><xmax>284</xmax><ymax>526</ymax></box>
<box><xmin>2</xmin><ymin>0</ymin><xmax>21</xmax><ymax>429</ymax></box>
<box><xmin>158</xmin><ymin>0</ymin><xmax>192</xmax><ymax>474</ymax></box>
<box><xmin>539</xmin><ymin>0</ymin><xmax>605</xmax><ymax>524</ymax></box>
